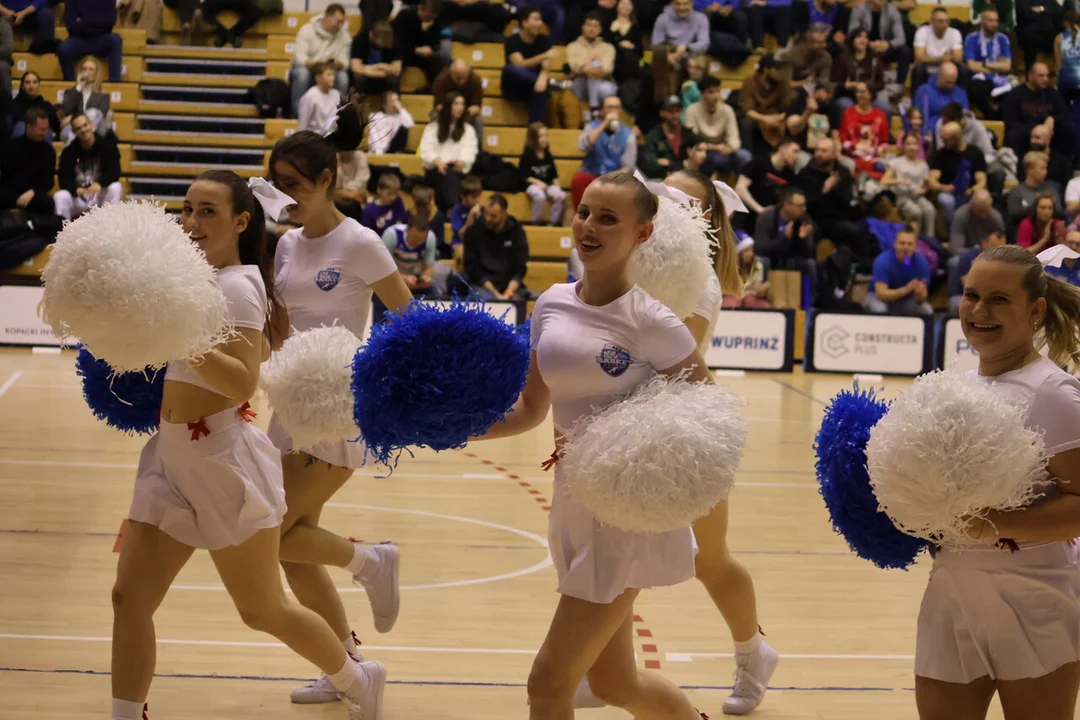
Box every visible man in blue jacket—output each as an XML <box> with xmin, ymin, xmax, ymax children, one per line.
<box><xmin>58</xmin><ymin>0</ymin><xmax>122</xmax><ymax>82</ymax></box>
<box><xmin>0</xmin><ymin>0</ymin><xmax>54</xmax><ymax>54</ymax></box>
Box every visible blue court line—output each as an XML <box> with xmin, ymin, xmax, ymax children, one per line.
<box><xmin>0</xmin><ymin>667</ymin><xmax>912</xmax><ymax>692</ymax></box>
<box><xmin>771</xmin><ymin>379</ymin><xmax>827</xmax><ymax>406</ymax></box>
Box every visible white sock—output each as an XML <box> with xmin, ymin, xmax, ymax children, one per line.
<box><xmin>346</xmin><ymin>544</ymin><xmax>369</xmax><ymax>576</ymax></box>
<box><xmin>111</xmin><ymin>699</ymin><xmax>144</xmax><ymax>720</ymax></box>
<box><xmin>327</xmin><ymin>653</ymin><xmax>361</xmax><ymax>695</ymax></box>
<box><xmin>733</xmin><ymin>631</ymin><xmax>764</xmax><ymax>657</ymax></box>
<box><xmin>343</xmin><ymin>633</ymin><xmax>359</xmax><ymax>657</ymax></box>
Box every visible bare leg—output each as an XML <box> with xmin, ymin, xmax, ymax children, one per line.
<box><xmin>998</xmin><ymin>662</ymin><xmax>1080</xmax><ymax>720</ymax></box>
<box><xmin>278</xmin><ymin>451</ymin><xmax>354</xmax><ymax>567</ymax></box>
<box><xmin>915</xmin><ymin>674</ymin><xmax>997</xmax><ymax>720</ymax></box>
<box><xmin>111</xmin><ymin>521</ymin><xmax>195</xmax><ymax>701</ymax></box>
<box><xmin>281</xmin><ymin>505</ymin><xmax>352</xmax><ymax>642</ymax></box>
<box><xmin>692</xmin><ymin>499</ymin><xmax>759</xmax><ymax>642</ymax></box>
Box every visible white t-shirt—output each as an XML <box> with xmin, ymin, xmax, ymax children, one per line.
<box><xmin>1065</xmin><ymin>177</ymin><xmax>1080</xmax><ymax>206</ymax></box>
<box><xmin>914</xmin><ymin>25</ymin><xmax>963</xmax><ymax>70</ymax></box>
<box><xmin>888</xmin><ymin>155</ymin><xmax>931</xmax><ymax>199</ymax></box>
<box><xmin>530</xmin><ymin>282</ymin><xmax>698</xmax><ymax>434</ymax></box>
<box><xmin>691</xmin><ymin>272</ymin><xmax>722</xmax><ymax>355</ymax></box>
<box><xmin>165</xmin><ymin>264</ymin><xmax>267</xmax><ymax>394</ymax></box>
<box><xmin>297</xmin><ymin>86</ymin><xmax>342</xmax><ymax>134</ymax></box>
<box><xmin>274</xmin><ymin>218</ymin><xmax>398</xmax><ymax>338</ymax></box>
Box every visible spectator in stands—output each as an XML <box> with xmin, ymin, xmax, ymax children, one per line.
<box><xmin>795</xmin><ymin>0</ymin><xmax>849</xmax><ymax>54</ymax></box>
<box><xmin>784</xmin><ymin>24</ymin><xmax>833</xmax><ymax>84</ymax></box>
<box><xmin>420</xmin><ymin>92</ymin><xmax>479</xmax><ymax>211</ymax></box>
<box><xmin>1017</xmin><ymin>192</ymin><xmax>1066</xmax><ymax>251</ymax></box>
<box><xmin>882</xmin><ymin>132</ymin><xmax>936</xmax><ymax>238</ymax></box>
<box><xmin>0</xmin><ymin>18</ymin><xmax>9</xmax><ymax>99</ymax></box>
<box><xmin>333</xmin><ymin>142</ymin><xmax>370</xmax><ymax>218</ymax></box>
<box><xmin>463</xmin><ymin>194</ymin><xmax>529</xmax><ymax>300</ymax></box>
<box><xmin>368</xmin><ymin>90</ymin><xmax>414</xmax><ymax>154</ymax></box>
<box><xmin>698</xmin><ymin>0</ymin><xmax>749</xmax><ymax>66</ymax></box>
<box><xmin>361</xmin><ymin>172</ymin><xmax>409</xmax><ymax>234</ymax></box>
<box><xmin>393</xmin><ymin>0</ymin><xmax>449</xmax><ymax>89</ymax></box>
<box><xmin>928</xmin><ymin>120</ymin><xmax>988</xmax><ymax>233</ymax></box>
<box><xmin>568</xmin><ymin>12</ymin><xmax>618</xmax><ymax>112</ymax></box>
<box><xmin>912</xmin><ymin>62</ymin><xmax>967</xmax><ymax>138</ymax></box>
<box><xmin>289</xmin><ymin>4</ymin><xmax>351</xmax><ymax>116</ymax></box>
<box><xmin>1006</xmin><ymin>151</ymin><xmax>1064</xmax><ymax>229</ymax></box>
<box><xmin>964</xmin><ymin>9</ymin><xmax>1012</xmax><ymax>121</ymax></box>
<box><xmin>929</xmin><ymin>102</ymin><xmax>1007</xmax><ymax>199</ymax></box>
<box><xmin>382</xmin><ymin>214</ymin><xmax>437</xmax><ymax>295</ymax></box>
<box><xmin>1024</xmin><ymin>124</ymin><xmax>1072</xmax><ymax>191</ymax></box>
<box><xmin>438</xmin><ymin>0</ymin><xmax>513</xmax><ymax>41</ymax></box>
<box><xmin>682</xmin><ymin>140</ymin><xmax>714</xmax><ymax>176</ymax></box>
<box><xmin>746</xmin><ymin>0</ymin><xmax>792</xmax><ymax>53</ymax></box>
<box><xmin>0</xmin><ymin>107</ymin><xmax>54</xmax><ymax>214</ymax></box>
<box><xmin>899</xmin><ymin>105</ymin><xmax>929</xmax><ymax>160</ymax></box>
<box><xmin>679</xmin><ymin>53</ymin><xmax>706</xmax><ymax>117</ymax></box>
<box><xmin>797</xmin><ymin>137</ymin><xmax>876</xmax><ymax>269</ymax></box>
<box><xmin>753</xmin><ymin>186</ymin><xmax>816</xmax><ymax>277</ymax></box>
<box><xmin>684</xmin><ymin>76</ymin><xmax>748</xmax><ymax>174</ymax></box>
<box><xmin>950</xmin><ymin>188</ymin><xmax>1005</xmax><ymax>251</ymax></box>
<box><xmin>58</xmin><ymin>59</ymin><xmax>112</xmax><ymax>143</ymax></box>
<box><xmin>912</xmin><ymin>6</ymin><xmax>963</xmax><ymax>90</ymax></box>
<box><xmin>1046</xmin><ymin>231</ymin><xmax>1080</xmax><ymax>285</ymax></box>
<box><xmin>848</xmin><ymin>0</ymin><xmax>911</xmax><ymax>86</ymax></box>
<box><xmin>200</xmin><ymin>0</ymin><xmax>262</xmax><ymax>48</ymax></box>
<box><xmin>519</xmin><ymin>122</ymin><xmax>566</xmax><ymax>225</ymax></box>
<box><xmin>117</xmin><ymin>0</ymin><xmax>163</xmax><ymax>45</ymax></box>
<box><xmin>570</xmin><ymin>94</ymin><xmax>636</xmax><ymax>207</ymax></box>
<box><xmin>167</xmin><ymin>0</ymin><xmax>200</xmax><ymax>45</ymax></box>
<box><xmin>350</xmin><ymin>19</ymin><xmax>401</xmax><ymax>98</ymax></box>
<box><xmin>831</xmin><ymin>28</ymin><xmax>890</xmax><ymax>114</ymax></box>
<box><xmin>450</xmin><ymin>174</ymin><xmax>483</xmax><ymax>251</ymax></box>
<box><xmin>1056</xmin><ymin>11</ymin><xmax>1080</xmax><ymax>130</ymax></box>
<box><xmin>1017</xmin><ymin>0</ymin><xmax>1064</xmax><ymax>73</ymax></box>
<box><xmin>411</xmin><ymin>183</ymin><xmax>448</xmax><ymax>257</ymax></box>
<box><xmin>1003</xmin><ymin>62</ymin><xmax>1076</xmax><ymax>160</ymax></box>
<box><xmin>641</xmin><ymin>95</ymin><xmax>700</xmax><ymax>179</ymax></box>
<box><xmin>864</xmin><ymin>225</ymin><xmax>932</xmax><ymax>315</ymax></box>
<box><xmin>502</xmin><ymin>8</ymin><xmax>558</xmax><ymax>125</ymax></box>
<box><xmin>722</xmin><ymin>236</ymin><xmax>772</xmax><ymax>308</ymax></box>
<box><xmin>1066</xmin><ymin>173</ymin><xmax>1080</xmax><ymax>218</ymax></box>
<box><xmin>53</xmin><ymin>113</ymin><xmax>122</xmax><ymax>221</ymax></box>
<box><xmin>58</xmin><ymin>0</ymin><xmax>122</xmax><ymax>81</ymax></box>
<box><xmin>605</xmin><ymin>0</ymin><xmax>646</xmax><ymax>113</ymax></box>
<box><xmin>297</xmin><ymin>62</ymin><xmax>341</xmax><ymax>133</ymax></box>
<box><xmin>651</xmin><ymin>0</ymin><xmax>710</xmax><ymax>104</ymax></box>
<box><xmin>789</xmin><ymin>82</ymin><xmax>845</xmax><ymax>169</ymax></box>
<box><xmin>948</xmin><ymin>228</ymin><xmax>1006</xmax><ymax>315</ymax></box>
<box><xmin>10</xmin><ymin>71</ymin><xmax>58</xmax><ymax>139</ymax></box>
<box><xmin>735</xmin><ymin>137</ymin><xmax>799</xmax><ymax>225</ymax></box>
<box><xmin>738</xmin><ymin>55</ymin><xmax>798</xmax><ymax>155</ymax></box>
<box><xmin>839</xmin><ymin>81</ymin><xmax>889</xmax><ymax>177</ymax></box>
<box><xmin>0</xmin><ymin>0</ymin><xmax>54</xmax><ymax>55</ymax></box>
<box><xmin>433</xmin><ymin>60</ymin><xmax>484</xmax><ymax>141</ymax></box>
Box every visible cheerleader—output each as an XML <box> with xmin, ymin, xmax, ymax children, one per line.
<box><xmin>480</xmin><ymin>170</ymin><xmax>711</xmax><ymax>719</ymax></box>
<box><xmin>264</xmin><ymin>117</ymin><xmax>416</xmax><ymax>705</ymax></box>
<box><xmin>918</xmin><ymin>244</ymin><xmax>1080</xmax><ymax>720</ymax></box>
<box><xmin>110</xmin><ymin>171</ymin><xmax>384</xmax><ymax>720</ymax></box>
<box><xmin>665</xmin><ymin>169</ymin><xmax>779</xmax><ymax>714</ymax></box>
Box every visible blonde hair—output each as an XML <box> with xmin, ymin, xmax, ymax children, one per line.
<box><xmin>978</xmin><ymin>245</ymin><xmax>1080</xmax><ymax>369</ymax></box>
<box><xmin>668</xmin><ymin>169</ymin><xmax>743</xmax><ymax>299</ymax></box>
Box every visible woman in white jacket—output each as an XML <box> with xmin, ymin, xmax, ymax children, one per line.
<box><xmin>420</xmin><ymin>92</ymin><xmax>479</xmax><ymax>211</ymax></box>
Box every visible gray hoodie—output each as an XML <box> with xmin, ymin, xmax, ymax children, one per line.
<box><xmin>650</xmin><ymin>5</ymin><xmax>709</xmax><ymax>54</ymax></box>
<box><xmin>292</xmin><ymin>14</ymin><xmax>351</xmax><ymax>68</ymax></box>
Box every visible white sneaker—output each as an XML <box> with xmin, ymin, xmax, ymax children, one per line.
<box><xmin>354</xmin><ymin>544</ymin><xmax>400</xmax><ymax>633</ymax></box>
<box><xmin>722</xmin><ymin>641</ymin><xmax>779</xmax><ymax>715</ymax></box>
<box><xmin>291</xmin><ymin>674</ymin><xmax>341</xmax><ymax>704</ymax></box>
<box><xmin>342</xmin><ymin>660</ymin><xmax>387</xmax><ymax>720</ymax></box>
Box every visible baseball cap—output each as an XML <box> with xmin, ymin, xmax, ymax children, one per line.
<box><xmin>663</xmin><ymin>94</ymin><xmax>682</xmax><ymax>108</ymax></box>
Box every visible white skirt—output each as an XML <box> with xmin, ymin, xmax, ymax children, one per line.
<box><xmin>549</xmin><ymin>467</ymin><xmax>697</xmax><ymax>604</ymax></box>
<box><xmin>916</xmin><ymin>541</ymin><xmax>1080</xmax><ymax>683</ymax></box>
<box><xmin>266</xmin><ymin>411</ymin><xmax>373</xmax><ymax>469</ymax></box>
<box><xmin>129</xmin><ymin>406</ymin><xmax>287</xmax><ymax>550</ymax></box>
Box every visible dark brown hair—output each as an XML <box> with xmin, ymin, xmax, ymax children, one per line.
<box><xmin>269</xmin><ymin>103</ymin><xmax>366</xmax><ymax>192</ymax></box>
<box><xmin>437</xmin><ymin>91</ymin><xmax>468</xmax><ymax>143</ymax></box>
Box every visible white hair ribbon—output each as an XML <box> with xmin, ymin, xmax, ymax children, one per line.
<box><xmin>713</xmin><ymin>180</ymin><xmax>748</xmax><ymax>216</ymax></box>
<box><xmin>248</xmin><ymin>177</ymin><xmax>297</xmax><ymax>220</ymax></box>
<box><xmin>632</xmin><ymin>168</ymin><xmax>694</xmax><ymax>207</ymax></box>
<box><xmin>1037</xmin><ymin>245</ymin><xmax>1080</xmax><ymax>268</ymax></box>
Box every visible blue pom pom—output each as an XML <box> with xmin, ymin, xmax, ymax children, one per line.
<box><xmin>814</xmin><ymin>385</ymin><xmax>928</xmax><ymax>570</ymax></box>
<box><xmin>76</xmin><ymin>346</ymin><xmax>164</xmax><ymax>435</ymax></box>
<box><xmin>351</xmin><ymin>301</ymin><xmax>531</xmax><ymax>465</ymax></box>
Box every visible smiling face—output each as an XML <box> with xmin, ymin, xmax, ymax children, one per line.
<box><xmin>960</xmin><ymin>259</ymin><xmax>1045</xmax><ymax>361</ymax></box>
<box><xmin>572</xmin><ymin>181</ymin><xmax>653</xmax><ymax>273</ymax></box>
<box><xmin>272</xmin><ymin>159</ymin><xmax>329</xmax><ymax>225</ymax></box>
<box><xmin>181</xmin><ymin>180</ymin><xmax>249</xmax><ymax>269</ymax></box>
<box><xmin>852</xmin><ymin>29</ymin><xmax>869</xmax><ymax>52</ymax></box>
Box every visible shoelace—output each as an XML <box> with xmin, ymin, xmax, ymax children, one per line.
<box><xmin>729</xmin><ymin>662</ymin><xmax>765</xmax><ymax>699</ymax></box>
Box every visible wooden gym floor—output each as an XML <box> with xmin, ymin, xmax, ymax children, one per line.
<box><xmin>0</xmin><ymin>348</ymin><xmax>1027</xmax><ymax>719</ymax></box>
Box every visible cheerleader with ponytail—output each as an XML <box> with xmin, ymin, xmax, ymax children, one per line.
<box><xmin>262</xmin><ymin>103</ymin><xmax>415</xmax><ymax>705</ymax></box>
<box><xmin>109</xmin><ymin>171</ymin><xmax>385</xmax><ymax>720</ymax></box>
<box><xmin>912</xmin><ymin>244</ymin><xmax>1080</xmax><ymax>720</ymax></box>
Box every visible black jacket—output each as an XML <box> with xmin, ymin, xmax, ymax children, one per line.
<box><xmin>463</xmin><ymin>215</ymin><xmax>529</xmax><ymax>292</ymax></box>
<box><xmin>58</xmin><ymin>133</ymin><xmax>122</xmax><ymax>194</ymax></box>
<box><xmin>0</xmin><ymin>135</ymin><xmax>56</xmax><ymax>202</ymax></box>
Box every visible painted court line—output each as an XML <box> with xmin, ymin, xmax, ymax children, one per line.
<box><xmin>0</xmin><ymin>371</ymin><xmax>23</xmax><ymax>400</ymax></box>
<box><xmin>667</xmin><ymin>651</ymin><xmax>914</xmax><ymax>661</ymax></box>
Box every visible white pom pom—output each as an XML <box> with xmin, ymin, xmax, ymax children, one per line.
<box><xmin>561</xmin><ymin>374</ymin><xmax>747</xmax><ymax>533</ymax></box>
<box><xmin>260</xmin><ymin>326</ymin><xmax>362</xmax><ymax>451</ymax></box>
<box><xmin>629</xmin><ymin>197</ymin><xmax>713</xmax><ymax>320</ymax></box>
<box><xmin>867</xmin><ymin>370</ymin><xmax>1048</xmax><ymax>544</ymax></box>
<box><xmin>41</xmin><ymin>200</ymin><xmax>230</xmax><ymax>372</ymax></box>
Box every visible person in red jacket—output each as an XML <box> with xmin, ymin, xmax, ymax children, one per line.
<box><xmin>839</xmin><ymin>81</ymin><xmax>890</xmax><ymax>177</ymax></box>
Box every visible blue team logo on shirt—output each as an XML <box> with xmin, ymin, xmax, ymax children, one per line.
<box><xmin>596</xmin><ymin>344</ymin><xmax>632</xmax><ymax>377</ymax></box>
<box><xmin>315</xmin><ymin>267</ymin><xmax>341</xmax><ymax>291</ymax></box>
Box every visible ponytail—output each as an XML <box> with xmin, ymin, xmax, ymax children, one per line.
<box><xmin>669</xmin><ymin>169</ymin><xmax>743</xmax><ymax>299</ymax></box>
